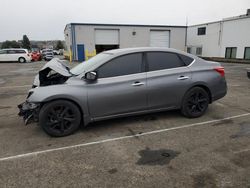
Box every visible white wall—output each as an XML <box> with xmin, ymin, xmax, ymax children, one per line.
<box><xmin>187</xmin><ymin>22</ymin><xmax>221</xmax><ymax>57</ymax></box>
<box><xmin>65</xmin><ymin>24</ymin><xmax>187</xmax><ymax>60</ymax></box>
<box><xmin>220</xmin><ymin>18</ymin><xmax>250</xmax><ymax>58</ymax></box>
<box><xmin>64</xmin><ymin>25</ymin><xmax>72</xmax><ymax>51</ymax></box>
<box><xmin>187</xmin><ymin>16</ymin><xmax>250</xmax><ymax>59</ymax></box>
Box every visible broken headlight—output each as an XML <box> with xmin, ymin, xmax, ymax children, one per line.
<box><xmin>26</xmin><ymin>91</ymin><xmax>34</xmax><ymax>99</ymax></box>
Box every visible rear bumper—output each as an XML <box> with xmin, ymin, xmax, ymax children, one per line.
<box><xmin>212</xmin><ymin>89</ymin><xmax>227</xmax><ymax>102</ymax></box>
<box><xmin>212</xmin><ymin>79</ymin><xmax>227</xmax><ymax>102</ymax></box>
<box><xmin>18</xmin><ymin>101</ymin><xmax>40</xmax><ymax>125</ymax></box>
<box><xmin>26</xmin><ymin>56</ymin><xmax>32</xmax><ymax>62</ymax></box>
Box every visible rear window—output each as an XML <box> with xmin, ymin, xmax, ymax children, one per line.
<box><xmin>178</xmin><ymin>54</ymin><xmax>194</xmax><ymax>66</ymax></box>
<box><xmin>146</xmin><ymin>52</ymin><xmax>185</xmax><ymax>71</ymax></box>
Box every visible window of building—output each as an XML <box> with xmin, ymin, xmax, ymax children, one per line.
<box><xmin>225</xmin><ymin>47</ymin><xmax>237</xmax><ymax>59</ymax></box>
<box><xmin>97</xmin><ymin>53</ymin><xmax>143</xmax><ymax>78</ymax></box>
<box><xmin>197</xmin><ymin>27</ymin><xmax>206</xmax><ymax>35</ymax></box>
<box><xmin>187</xmin><ymin>47</ymin><xmax>191</xmax><ymax>53</ymax></box>
<box><xmin>244</xmin><ymin>47</ymin><xmax>250</xmax><ymax>60</ymax></box>
<box><xmin>146</xmin><ymin>52</ymin><xmax>185</xmax><ymax>72</ymax></box>
<box><xmin>196</xmin><ymin>47</ymin><xmax>202</xmax><ymax>56</ymax></box>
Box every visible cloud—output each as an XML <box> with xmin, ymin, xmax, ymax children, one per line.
<box><xmin>0</xmin><ymin>0</ymin><xmax>249</xmax><ymax>41</ymax></box>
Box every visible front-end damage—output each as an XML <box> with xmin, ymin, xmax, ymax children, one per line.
<box><xmin>18</xmin><ymin>101</ymin><xmax>40</xmax><ymax>125</ymax></box>
<box><xmin>33</xmin><ymin>58</ymin><xmax>73</xmax><ymax>87</ymax></box>
<box><xmin>18</xmin><ymin>58</ymin><xmax>73</xmax><ymax>125</ymax></box>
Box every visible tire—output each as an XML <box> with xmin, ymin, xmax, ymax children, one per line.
<box><xmin>18</xmin><ymin>57</ymin><xmax>26</xmax><ymax>63</ymax></box>
<box><xmin>181</xmin><ymin>87</ymin><xmax>209</xmax><ymax>118</ymax></box>
<box><xmin>39</xmin><ymin>100</ymin><xmax>81</xmax><ymax>137</ymax></box>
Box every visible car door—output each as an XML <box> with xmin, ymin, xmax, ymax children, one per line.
<box><xmin>6</xmin><ymin>50</ymin><xmax>16</xmax><ymax>61</ymax></box>
<box><xmin>0</xmin><ymin>50</ymin><xmax>7</xmax><ymax>61</ymax></box>
<box><xmin>146</xmin><ymin>52</ymin><xmax>192</xmax><ymax>109</ymax></box>
<box><xmin>87</xmin><ymin>53</ymin><xmax>147</xmax><ymax>119</ymax></box>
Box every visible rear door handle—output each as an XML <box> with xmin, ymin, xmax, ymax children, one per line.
<box><xmin>178</xmin><ymin>76</ymin><xmax>189</xmax><ymax>80</ymax></box>
<box><xmin>132</xmin><ymin>81</ymin><xmax>145</xmax><ymax>86</ymax></box>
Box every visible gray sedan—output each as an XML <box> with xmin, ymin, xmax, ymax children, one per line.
<box><xmin>18</xmin><ymin>47</ymin><xmax>227</xmax><ymax>137</ymax></box>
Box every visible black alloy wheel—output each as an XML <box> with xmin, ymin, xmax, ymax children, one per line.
<box><xmin>181</xmin><ymin>87</ymin><xmax>209</xmax><ymax>118</ymax></box>
<box><xmin>39</xmin><ymin>100</ymin><xmax>81</xmax><ymax>137</ymax></box>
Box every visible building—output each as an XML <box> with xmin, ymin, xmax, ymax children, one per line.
<box><xmin>187</xmin><ymin>9</ymin><xmax>250</xmax><ymax>59</ymax></box>
<box><xmin>64</xmin><ymin>23</ymin><xmax>187</xmax><ymax>61</ymax></box>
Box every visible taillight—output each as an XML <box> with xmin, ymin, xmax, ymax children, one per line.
<box><xmin>214</xmin><ymin>67</ymin><xmax>225</xmax><ymax>77</ymax></box>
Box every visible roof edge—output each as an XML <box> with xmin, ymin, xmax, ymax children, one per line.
<box><xmin>189</xmin><ymin>14</ymin><xmax>250</xmax><ymax>27</ymax></box>
<box><xmin>66</xmin><ymin>23</ymin><xmax>187</xmax><ymax>28</ymax></box>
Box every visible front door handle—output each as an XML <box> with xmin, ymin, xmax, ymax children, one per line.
<box><xmin>178</xmin><ymin>76</ymin><xmax>189</xmax><ymax>80</ymax></box>
<box><xmin>132</xmin><ymin>81</ymin><xmax>145</xmax><ymax>86</ymax></box>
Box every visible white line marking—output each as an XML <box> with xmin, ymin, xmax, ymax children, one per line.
<box><xmin>0</xmin><ymin>113</ymin><xmax>250</xmax><ymax>162</ymax></box>
<box><xmin>233</xmin><ymin>148</ymin><xmax>250</xmax><ymax>154</ymax></box>
<box><xmin>0</xmin><ymin>85</ymin><xmax>31</xmax><ymax>89</ymax></box>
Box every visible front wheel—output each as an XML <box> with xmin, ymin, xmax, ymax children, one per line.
<box><xmin>39</xmin><ymin>100</ymin><xmax>81</xmax><ymax>137</ymax></box>
<box><xmin>18</xmin><ymin>57</ymin><xmax>26</xmax><ymax>63</ymax></box>
<box><xmin>181</xmin><ymin>87</ymin><xmax>209</xmax><ymax>118</ymax></box>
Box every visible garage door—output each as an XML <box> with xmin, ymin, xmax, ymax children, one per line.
<box><xmin>150</xmin><ymin>31</ymin><xmax>170</xmax><ymax>47</ymax></box>
<box><xmin>95</xmin><ymin>29</ymin><xmax>119</xmax><ymax>45</ymax></box>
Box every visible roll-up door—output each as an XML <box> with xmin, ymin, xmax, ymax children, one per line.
<box><xmin>150</xmin><ymin>31</ymin><xmax>170</xmax><ymax>47</ymax></box>
<box><xmin>95</xmin><ymin>29</ymin><xmax>119</xmax><ymax>45</ymax></box>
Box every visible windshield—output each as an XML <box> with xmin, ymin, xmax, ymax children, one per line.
<box><xmin>70</xmin><ymin>53</ymin><xmax>111</xmax><ymax>75</ymax></box>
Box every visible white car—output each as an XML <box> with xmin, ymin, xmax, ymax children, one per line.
<box><xmin>0</xmin><ymin>48</ymin><xmax>32</xmax><ymax>63</ymax></box>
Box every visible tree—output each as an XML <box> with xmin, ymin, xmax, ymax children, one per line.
<box><xmin>21</xmin><ymin>35</ymin><xmax>31</xmax><ymax>49</ymax></box>
<box><xmin>55</xmin><ymin>40</ymin><xmax>64</xmax><ymax>50</ymax></box>
<box><xmin>1</xmin><ymin>40</ymin><xmax>21</xmax><ymax>48</ymax></box>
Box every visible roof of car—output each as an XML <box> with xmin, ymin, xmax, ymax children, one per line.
<box><xmin>103</xmin><ymin>47</ymin><xmax>195</xmax><ymax>58</ymax></box>
<box><xmin>1</xmin><ymin>48</ymin><xmax>27</xmax><ymax>50</ymax></box>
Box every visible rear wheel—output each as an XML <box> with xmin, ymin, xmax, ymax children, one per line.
<box><xmin>181</xmin><ymin>87</ymin><xmax>209</xmax><ymax>118</ymax></box>
<box><xmin>39</xmin><ymin>100</ymin><xmax>81</xmax><ymax>137</ymax></box>
<box><xmin>18</xmin><ymin>57</ymin><xmax>26</xmax><ymax>63</ymax></box>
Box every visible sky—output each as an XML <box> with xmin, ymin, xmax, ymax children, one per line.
<box><xmin>0</xmin><ymin>0</ymin><xmax>249</xmax><ymax>42</ymax></box>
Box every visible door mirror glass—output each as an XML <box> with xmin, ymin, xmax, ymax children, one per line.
<box><xmin>85</xmin><ymin>71</ymin><xmax>97</xmax><ymax>81</ymax></box>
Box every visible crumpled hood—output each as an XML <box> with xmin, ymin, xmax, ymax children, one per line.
<box><xmin>33</xmin><ymin>58</ymin><xmax>72</xmax><ymax>87</ymax></box>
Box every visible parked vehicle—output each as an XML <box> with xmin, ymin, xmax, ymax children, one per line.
<box><xmin>41</xmin><ymin>48</ymin><xmax>54</xmax><ymax>61</ymax></box>
<box><xmin>18</xmin><ymin>47</ymin><xmax>227</xmax><ymax>137</ymax></box>
<box><xmin>247</xmin><ymin>69</ymin><xmax>250</xmax><ymax>79</ymax></box>
<box><xmin>31</xmin><ymin>51</ymin><xmax>42</xmax><ymax>61</ymax></box>
<box><xmin>0</xmin><ymin>48</ymin><xmax>31</xmax><ymax>63</ymax></box>
<box><xmin>53</xmin><ymin>49</ymin><xmax>63</xmax><ymax>55</ymax></box>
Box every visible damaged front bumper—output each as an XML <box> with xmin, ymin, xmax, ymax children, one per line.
<box><xmin>18</xmin><ymin>101</ymin><xmax>40</xmax><ymax>125</ymax></box>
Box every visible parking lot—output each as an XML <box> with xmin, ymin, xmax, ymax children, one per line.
<box><xmin>0</xmin><ymin>60</ymin><xmax>250</xmax><ymax>187</ymax></box>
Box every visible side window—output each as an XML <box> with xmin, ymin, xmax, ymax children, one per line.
<box><xmin>15</xmin><ymin>50</ymin><xmax>25</xmax><ymax>54</ymax></box>
<box><xmin>97</xmin><ymin>53</ymin><xmax>143</xmax><ymax>78</ymax></box>
<box><xmin>178</xmin><ymin>54</ymin><xmax>194</xmax><ymax>66</ymax></box>
<box><xmin>0</xmin><ymin>50</ymin><xmax>6</xmax><ymax>54</ymax></box>
<box><xmin>147</xmin><ymin>52</ymin><xmax>185</xmax><ymax>71</ymax></box>
<box><xmin>7</xmin><ymin>50</ymin><xmax>16</xmax><ymax>54</ymax></box>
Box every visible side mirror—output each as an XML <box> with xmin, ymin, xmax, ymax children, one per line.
<box><xmin>85</xmin><ymin>71</ymin><xmax>97</xmax><ymax>81</ymax></box>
